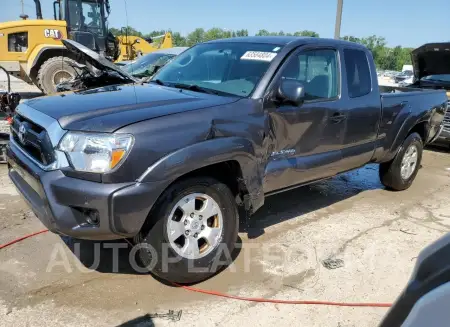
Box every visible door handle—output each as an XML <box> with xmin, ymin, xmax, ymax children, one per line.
<box><xmin>330</xmin><ymin>112</ymin><xmax>346</xmax><ymax>123</ymax></box>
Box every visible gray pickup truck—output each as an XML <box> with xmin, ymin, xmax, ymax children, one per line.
<box><xmin>6</xmin><ymin>37</ymin><xmax>447</xmax><ymax>283</ymax></box>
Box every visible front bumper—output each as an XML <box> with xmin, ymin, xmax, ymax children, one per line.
<box><xmin>433</xmin><ymin>125</ymin><xmax>450</xmax><ymax>146</ymax></box>
<box><xmin>7</xmin><ymin>141</ymin><xmax>166</xmax><ymax>240</ymax></box>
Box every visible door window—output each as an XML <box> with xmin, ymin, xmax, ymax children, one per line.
<box><xmin>81</xmin><ymin>1</ymin><xmax>104</xmax><ymax>36</ymax></box>
<box><xmin>67</xmin><ymin>0</ymin><xmax>104</xmax><ymax>36</ymax></box>
<box><xmin>281</xmin><ymin>49</ymin><xmax>339</xmax><ymax>100</ymax></box>
<box><xmin>343</xmin><ymin>49</ymin><xmax>371</xmax><ymax>98</ymax></box>
<box><xmin>8</xmin><ymin>32</ymin><xmax>28</xmax><ymax>52</ymax></box>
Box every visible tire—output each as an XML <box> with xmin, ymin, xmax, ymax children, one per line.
<box><xmin>133</xmin><ymin>177</ymin><xmax>239</xmax><ymax>284</ymax></box>
<box><xmin>37</xmin><ymin>56</ymin><xmax>78</xmax><ymax>94</ymax></box>
<box><xmin>379</xmin><ymin>132</ymin><xmax>423</xmax><ymax>191</ymax></box>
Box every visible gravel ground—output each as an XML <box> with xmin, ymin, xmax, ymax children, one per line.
<box><xmin>0</xmin><ymin>71</ymin><xmax>42</xmax><ymax>97</ymax></box>
<box><xmin>0</xmin><ymin>147</ymin><xmax>449</xmax><ymax>327</ymax></box>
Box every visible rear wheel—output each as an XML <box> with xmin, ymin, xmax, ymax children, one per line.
<box><xmin>37</xmin><ymin>56</ymin><xmax>77</xmax><ymax>94</ymax></box>
<box><xmin>134</xmin><ymin>177</ymin><xmax>239</xmax><ymax>284</ymax></box>
<box><xmin>379</xmin><ymin>132</ymin><xmax>423</xmax><ymax>191</ymax></box>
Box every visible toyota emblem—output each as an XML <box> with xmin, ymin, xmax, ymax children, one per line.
<box><xmin>18</xmin><ymin>123</ymin><xmax>26</xmax><ymax>144</ymax></box>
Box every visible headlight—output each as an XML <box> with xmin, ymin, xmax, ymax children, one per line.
<box><xmin>58</xmin><ymin>132</ymin><xmax>134</xmax><ymax>173</ymax></box>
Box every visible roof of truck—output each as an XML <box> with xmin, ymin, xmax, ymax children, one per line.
<box><xmin>205</xmin><ymin>36</ymin><xmax>367</xmax><ymax>49</ymax></box>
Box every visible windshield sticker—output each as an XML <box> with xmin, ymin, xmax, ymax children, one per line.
<box><xmin>241</xmin><ymin>51</ymin><xmax>277</xmax><ymax>62</ymax></box>
<box><xmin>272</xmin><ymin>47</ymin><xmax>281</xmax><ymax>52</ymax></box>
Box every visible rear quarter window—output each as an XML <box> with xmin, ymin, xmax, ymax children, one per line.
<box><xmin>343</xmin><ymin>49</ymin><xmax>372</xmax><ymax>98</ymax></box>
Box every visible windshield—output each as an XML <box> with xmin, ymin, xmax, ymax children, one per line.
<box><xmin>123</xmin><ymin>53</ymin><xmax>176</xmax><ymax>78</ymax></box>
<box><xmin>67</xmin><ymin>0</ymin><xmax>104</xmax><ymax>36</ymax></box>
<box><xmin>152</xmin><ymin>42</ymin><xmax>283</xmax><ymax>97</ymax></box>
<box><xmin>421</xmin><ymin>74</ymin><xmax>450</xmax><ymax>82</ymax></box>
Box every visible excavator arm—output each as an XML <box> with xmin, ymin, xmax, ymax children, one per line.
<box><xmin>115</xmin><ymin>32</ymin><xmax>173</xmax><ymax>62</ymax></box>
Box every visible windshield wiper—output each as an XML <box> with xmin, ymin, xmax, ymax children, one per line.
<box><xmin>172</xmin><ymin>83</ymin><xmax>219</xmax><ymax>95</ymax></box>
<box><xmin>150</xmin><ymin>79</ymin><xmax>166</xmax><ymax>86</ymax></box>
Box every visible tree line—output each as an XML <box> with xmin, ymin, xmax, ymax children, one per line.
<box><xmin>109</xmin><ymin>27</ymin><xmax>413</xmax><ymax>71</ymax></box>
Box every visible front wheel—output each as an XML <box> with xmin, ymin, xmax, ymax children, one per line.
<box><xmin>379</xmin><ymin>132</ymin><xmax>423</xmax><ymax>191</ymax></box>
<box><xmin>134</xmin><ymin>177</ymin><xmax>239</xmax><ymax>284</ymax></box>
<box><xmin>37</xmin><ymin>56</ymin><xmax>77</xmax><ymax>94</ymax></box>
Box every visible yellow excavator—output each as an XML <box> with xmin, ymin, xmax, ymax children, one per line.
<box><xmin>0</xmin><ymin>0</ymin><xmax>172</xmax><ymax>94</ymax></box>
<box><xmin>116</xmin><ymin>34</ymin><xmax>173</xmax><ymax>62</ymax></box>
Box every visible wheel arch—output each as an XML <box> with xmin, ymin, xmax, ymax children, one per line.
<box><xmin>138</xmin><ymin>137</ymin><xmax>265</xmax><ymax>214</ymax></box>
<box><xmin>27</xmin><ymin>45</ymin><xmax>75</xmax><ymax>84</ymax></box>
<box><xmin>408</xmin><ymin>121</ymin><xmax>429</xmax><ymax>144</ymax></box>
<box><xmin>384</xmin><ymin>116</ymin><xmax>429</xmax><ymax>162</ymax></box>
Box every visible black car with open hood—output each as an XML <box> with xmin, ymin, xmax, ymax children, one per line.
<box><xmin>412</xmin><ymin>43</ymin><xmax>450</xmax><ymax>82</ymax></box>
<box><xmin>56</xmin><ymin>39</ymin><xmax>138</xmax><ymax>92</ymax></box>
<box><xmin>56</xmin><ymin>40</ymin><xmax>184</xmax><ymax>92</ymax></box>
<box><xmin>410</xmin><ymin>42</ymin><xmax>450</xmax><ymax>146</ymax></box>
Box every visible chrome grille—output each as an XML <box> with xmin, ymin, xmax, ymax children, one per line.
<box><xmin>11</xmin><ymin>114</ymin><xmax>56</xmax><ymax>165</ymax></box>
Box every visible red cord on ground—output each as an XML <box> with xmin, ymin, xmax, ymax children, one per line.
<box><xmin>175</xmin><ymin>283</ymin><xmax>392</xmax><ymax>307</ymax></box>
<box><xmin>0</xmin><ymin>230</ymin><xmax>392</xmax><ymax>308</ymax></box>
<box><xmin>0</xmin><ymin>229</ymin><xmax>49</xmax><ymax>250</ymax></box>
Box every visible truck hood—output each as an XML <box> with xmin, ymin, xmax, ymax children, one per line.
<box><xmin>61</xmin><ymin>39</ymin><xmax>138</xmax><ymax>83</ymax></box>
<box><xmin>24</xmin><ymin>83</ymin><xmax>239</xmax><ymax>132</ymax></box>
<box><xmin>411</xmin><ymin>43</ymin><xmax>450</xmax><ymax>80</ymax></box>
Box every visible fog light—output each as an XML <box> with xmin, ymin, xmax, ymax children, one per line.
<box><xmin>85</xmin><ymin>209</ymin><xmax>100</xmax><ymax>226</ymax></box>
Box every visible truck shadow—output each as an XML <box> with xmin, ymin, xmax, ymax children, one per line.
<box><xmin>241</xmin><ymin>164</ymin><xmax>383</xmax><ymax>239</ymax></box>
<box><xmin>60</xmin><ymin>235</ymin><xmax>242</xmax><ymax>278</ymax></box>
<box><xmin>115</xmin><ymin>314</ymin><xmax>155</xmax><ymax>327</ymax></box>
<box><xmin>426</xmin><ymin>144</ymin><xmax>450</xmax><ymax>154</ymax></box>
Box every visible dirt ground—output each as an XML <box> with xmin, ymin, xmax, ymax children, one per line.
<box><xmin>0</xmin><ymin>146</ymin><xmax>449</xmax><ymax>327</ymax></box>
<box><xmin>0</xmin><ymin>72</ymin><xmax>41</xmax><ymax>95</ymax></box>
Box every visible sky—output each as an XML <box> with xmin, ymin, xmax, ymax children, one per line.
<box><xmin>2</xmin><ymin>0</ymin><xmax>449</xmax><ymax>48</ymax></box>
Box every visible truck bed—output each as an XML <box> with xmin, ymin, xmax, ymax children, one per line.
<box><xmin>379</xmin><ymin>85</ymin><xmax>447</xmax><ymax>135</ymax></box>
<box><xmin>380</xmin><ymin>84</ymin><xmax>445</xmax><ymax>94</ymax></box>
<box><xmin>376</xmin><ymin>85</ymin><xmax>447</xmax><ymax>162</ymax></box>
<box><xmin>380</xmin><ymin>85</ymin><xmax>447</xmax><ymax>112</ymax></box>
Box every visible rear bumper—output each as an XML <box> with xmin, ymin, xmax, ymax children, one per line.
<box><xmin>7</xmin><ymin>141</ymin><xmax>167</xmax><ymax>240</ymax></box>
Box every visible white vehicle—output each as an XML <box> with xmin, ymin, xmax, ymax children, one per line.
<box><xmin>398</xmin><ymin>76</ymin><xmax>414</xmax><ymax>86</ymax></box>
<box><xmin>402</xmin><ymin>64</ymin><xmax>413</xmax><ymax>72</ymax></box>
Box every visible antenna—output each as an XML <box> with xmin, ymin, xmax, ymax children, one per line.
<box><xmin>123</xmin><ymin>0</ymin><xmax>130</xmax><ymax>60</ymax></box>
<box><xmin>122</xmin><ymin>0</ymin><xmax>137</xmax><ymax>91</ymax></box>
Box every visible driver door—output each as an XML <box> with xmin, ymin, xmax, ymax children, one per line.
<box><xmin>263</xmin><ymin>47</ymin><xmax>346</xmax><ymax>193</ymax></box>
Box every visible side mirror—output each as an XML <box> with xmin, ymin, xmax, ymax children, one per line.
<box><xmin>277</xmin><ymin>79</ymin><xmax>305</xmax><ymax>106</ymax></box>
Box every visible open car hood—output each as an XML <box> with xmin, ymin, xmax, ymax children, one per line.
<box><xmin>61</xmin><ymin>39</ymin><xmax>138</xmax><ymax>83</ymax></box>
<box><xmin>411</xmin><ymin>43</ymin><xmax>450</xmax><ymax>80</ymax></box>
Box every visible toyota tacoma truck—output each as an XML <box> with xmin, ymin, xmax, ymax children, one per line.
<box><xmin>6</xmin><ymin>37</ymin><xmax>447</xmax><ymax>283</ymax></box>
